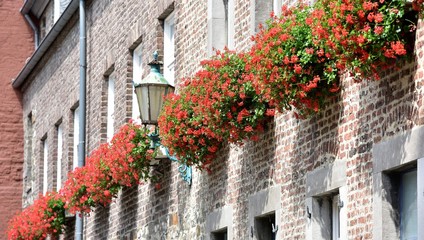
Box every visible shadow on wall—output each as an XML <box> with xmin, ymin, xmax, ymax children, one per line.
<box><xmin>143</xmin><ymin>159</ymin><xmax>173</xmax><ymax>239</ymax></box>
<box><xmin>370</xmin><ymin>56</ymin><xmax>420</xmax><ymax>239</ymax></box>
<box><xmin>308</xmin><ymin>53</ymin><xmax>418</xmax><ymax>239</ymax></box>
<box><xmin>118</xmin><ymin>185</ymin><xmax>139</xmax><ymax>238</ymax></box>
<box><xmin>93</xmin><ymin>203</ymin><xmax>110</xmax><ymax>239</ymax></box>
<box><xmin>233</xmin><ymin>120</ymin><xmax>277</xmax><ymax>239</ymax></box>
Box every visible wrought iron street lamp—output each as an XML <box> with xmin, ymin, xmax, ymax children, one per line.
<box><xmin>134</xmin><ymin>51</ymin><xmax>192</xmax><ymax>185</ymax></box>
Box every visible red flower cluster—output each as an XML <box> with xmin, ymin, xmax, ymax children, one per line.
<box><xmin>8</xmin><ymin>122</ymin><xmax>156</xmax><ymax>238</ymax></box>
<box><xmin>7</xmin><ymin>192</ymin><xmax>66</xmax><ymax>240</ymax></box>
<box><xmin>250</xmin><ymin>0</ymin><xmax>420</xmax><ymax>116</ymax></box>
<box><xmin>159</xmin><ymin>0</ymin><xmax>422</xmax><ymax>167</ymax></box>
<box><xmin>61</xmin><ymin>122</ymin><xmax>155</xmax><ymax>214</ymax></box>
<box><xmin>249</xmin><ymin>3</ymin><xmax>340</xmax><ymax>116</ymax></box>
<box><xmin>311</xmin><ymin>0</ymin><xmax>416</xmax><ymax>80</ymax></box>
<box><xmin>158</xmin><ymin>51</ymin><xmax>272</xmax><ymax>168</ymax></box>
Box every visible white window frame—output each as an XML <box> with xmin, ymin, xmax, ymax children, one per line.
<box><xmin>250</xmin><ymin>0</ymin><xmax>274</xmax><ymax>34</ymax></box>
<box><xmin>372</xmin><ymin>125</ymin><xmax>424</xmax><ymax>239</ymax></box>
<box><xmin>107</xmin><ymin>76</ymin><xmax>115</xmax><ymax>142</ymax></box>
<box><xmin>273</xmin><ymin>0</ymin><xmax>282</xmax><ymax>16</ymax></box>
<box><xmin>42</xmin><ymin>139</ymin><xmax>48</xmax><ymax>195</ymax></box>
<box><xmin>56</xmin><ymin>124</ymin><xmax>63</xmax><ymax>190</ymax></box>
<box><xmin>54</xmin><ymin>0</ymin><xmax>71</xmax><ymax>22</ymax></box>
<box><xmin>132</xmin><ymin>44</ymin><xmax>143</xmax><ymax>121</ymax></box>
<box><xmin>271</xmin><ymin>0</ymin><xmax>315</xmax><ymax>17</ymax></box>
<box><xmin>164</xmin><ymin>12</ymin><xmax>175</xmax><ymax>86</ymax></box>
<box><xmin>73</xmin><ymin>107</ymin><xmax>79</xmax><ymax>170</ymax></box>
<box><xmin>54</xmin><ymin>0</ymin><xmax>61</xmax><ymax>22</ymax></box>
<box><xmin>207</xmin><ymin>0</ymin><xmax>235</xmax><ymax>55</ymax></box>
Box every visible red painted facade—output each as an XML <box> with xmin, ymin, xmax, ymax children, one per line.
<box><xmin>0</xmin><ymin>0</ymin><xmax>33</xmax><ymax>237</ymax></box>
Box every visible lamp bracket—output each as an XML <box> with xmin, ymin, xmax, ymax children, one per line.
<box><xmin>148</xmin><ymin>132</ymin><xmax>192</xmax><ymax>186</ymax></box>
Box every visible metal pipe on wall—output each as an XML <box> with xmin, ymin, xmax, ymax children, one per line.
<box><xmin>75</xmin><ymin>0</ymin><xmax>86</xmax><ymax>239</ymax></box>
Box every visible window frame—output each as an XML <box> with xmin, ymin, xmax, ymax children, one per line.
<box><xmin>248</xmin><ymin>185</ymin><xmax>281</xmax><ymax>240</ymax></box>
<box><xmin>106</xmin><ymin>75</ymin><xmax>115</xmax><ymax>142</ymax></box>
<box><xmin>399</xmin><ymin>169</ymin><xmax>418</xmax><ymax>239</ymax></box>
<box><xmin>207</xmin><ymin>0</ymin><xmax>235</xmax><ymax>55</ymax></box>
<box><xmin>164</xmin><ymin>12</ymin><xmax>175</xmax><ymax>86</ymax></box>
<box><xmin>305</xmin><ymin>160</ymin><xmax>347</xmax><ymax>240</ymax></box>
<box><xmin>42</xmin><ymin>138</ymin><xmax>48</xmax><ymax>195</ymax></box>
<box><xmin>372</xmin><ymin>125</ymin><xmax>424</xmax><ymax>239</ymax></box>
<box><xmin>56</xmin><ymin>124</ymin><xmax>63</xmax><ymax>190</ymax></box>
<box><xmin>206</xmin><ymin>206</ymin><xmax>234</xmax><ymax>240</ymax></box>
<box><xmin>132</xmin><ymin>44</ymin><xmax>142</xmax><ymax>121</ymax></box>
<box><xmin>72</xmin><ymin>107</ymin><xmax>79</xmax><ymax>170</ymax></box>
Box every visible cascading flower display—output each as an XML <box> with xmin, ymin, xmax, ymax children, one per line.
<box><xmin>159</xmin><ymin>0</ymin><xmax>422</xmax><ymax>167</ymax></box>
<box><xmin>159</xmin><ymin>51</ymin><xmax>272</xmax><ymax>168</ymax></box>
<box><xmin>158</xmin><ymin>90</ymin><xmax>223</xmax><ymax>168</ymax></box>
<box><xmin>8</xmin><ymin>122</ymin><xmax>156</xmax><ymax>238</ymax></box>
<box><xmin>312</xmin><ymin>0</ymin><xmax>417</xmax><ymax>80</ymax></box>
<box><xmin>249</xmin><ymin>3</ymin><xmax>340</xmax><ymax>116</ymax></box>
<box><xmin>61</xmin><ymin>121</ymin><xmax>156</xmax><ymax>214</ymax></box>
<box><xmin>7</xmin><ymin>192</ymin><xmax>66</xmax><ymax>240</ymax></box>
<box><xmin>8</xmin><ymin>1</ymin><xmax>424</xmax><ymax>238</ymax></box>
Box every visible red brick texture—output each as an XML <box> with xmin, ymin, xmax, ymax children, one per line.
<box><xmin>15</xmin><ymin>0</ymin><xmax>424</xmax><ymax>239</ymax></box>
<box><xmin>0</xmin><ymin>0</ymin><xmax>33</xmax><ymax>238</ymax></box>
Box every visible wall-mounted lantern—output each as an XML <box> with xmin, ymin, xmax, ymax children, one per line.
<box><xmin>134</xmin><ymin>51</ymin><xmax>192</xmax><ymax>185</ymax></box>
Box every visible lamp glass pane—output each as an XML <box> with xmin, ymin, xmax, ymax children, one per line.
<box><xmin>135</xmin><ymin>86</ymin><xmax>150</xmax><ymax>122</ymax></box>
<box><xmin>149</xmin><ymin>85</ymin><xmax>166</xmax><ymax>122</ymax></box>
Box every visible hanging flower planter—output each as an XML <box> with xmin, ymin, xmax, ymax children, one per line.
<box><xmin>7</xmin><ymin>192</ymin><xmax>66</xmax><ymax>240</ymax></box>
<box><xmin>159</xmin><ymin>51</ymin><xmax>273</xmax><ymax>168</ymax></box>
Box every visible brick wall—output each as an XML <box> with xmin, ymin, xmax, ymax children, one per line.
<box><xmin>16</xmin><ymin>0</ymin><xmax>424</xmax><ymax>239</ymax></box>
<box><xmin>0</xmin><ymin>0</ymin><xmax>33</xmax><ymax>238</ymax></box>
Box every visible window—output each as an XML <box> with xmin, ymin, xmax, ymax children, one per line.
<box><xmin>39</xmin><ymin>17</ymin><xmax>47</xmax><ymax>41</ymax></box>
<box><xmin>132</xmin><ymin>44</ymin><xmax>142</xmax><ymax>121</ymax></box>
<box><xmin>248</xmin><ymin>186</ymin><xmax>281</xmax><ymax>240</ymax></box>
<box><xmin>273</xmin><ymin>0</ymin><xmax>282</xmax><ymax>16</ymax></box>
<box><xmin>54</xmin><ymin>0</ymin><xmax>71</xmax><ymax>22</ymax></box>
<box><xmin>254</xmin><ymin>212</ymin><xmax>277</xmax><ymax>240</ymax></box>
<box><xmin>164</xmin><ymin>12</ymin><xmax>175</xmax><ymax>86</ymax></box>
<box><xmin>56</xmin><ymin>124</ymin><xmax>63</xmax><ymax>190</ymax></box>
<box><xmin>372</xmin><ymin>126</ymin><xmax>424</xmax><ymax>239</ymax></box>
<box><xmin>107</xmin><ymin>76</ymin><xmax>115</xmax><ymax>142</ymax></box>
<box><xmin>206</xmin><ymin>206</ymin><xmax>234</xmax><ymax>240</ymax></box>
<box><xmin>211</xmin><ymin>227</ymin><xmax>228</xmax><ymax>240</ymax></box>
<box><xmin>252</xmin><ymin>0</ymin><xmax>273</xmax><ymax>33</ymax></box>
<box><xmin>208</xmin><ymin>0</ymin><xmax>234</xmax><ymax>54</ymax></box>
<box><xmin>24</xmin><ymin>114</ymin><xmax>34</xmax><ymax>195</ymax></box>
<box><xmin>332</xmin><ymin>195</ymin><xmax>342</xmax><ymax>240</ymax></box>
<box><xmin>399</xmin><ymin>169</ymin><xmax>417</xmax><ymax>240</ymax></box>
<box><xmin>73</xmin><ymin>107</ymin><xmax>79</xmax><ymax>170</ymax></box>
<box><xmin>42</xmin><ymin>138</ymin><xmax>48</xmax><ymax>195</ymax></box>
<box><xmin>270</xmin><ymin>0</ymin><xmax>314</xmax><ymax>17</ymax></box>
<box><xmin>305</xmin><ymin>161</ymin><xmax>347</xmax><ymax>240</ymax></box>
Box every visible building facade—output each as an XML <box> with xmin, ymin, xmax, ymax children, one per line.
<box><xmin>12</xmin><ymin>0</ymin><xmax>424</xmax><ymax>239</ymax></box>
<box><xmin>0</xmin><ymin>0</ymin><xmax>33</xmax><ymax>238</ymax></box>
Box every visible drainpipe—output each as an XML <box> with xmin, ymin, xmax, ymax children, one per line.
<box><xmin>75</xmin><ymin>0</ymin><xmax>86</xmax><ymax>239</ymax></box>
<box><xmin>23</xmin><ymin>14</ymin><xmax>39</xmax><ymax>48</ymax></box>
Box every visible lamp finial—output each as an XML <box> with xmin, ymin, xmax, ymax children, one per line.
<box><xmin>153</xmin><ymin>51</ymin><xmax>158</xmax><ymax>61</ymax></box>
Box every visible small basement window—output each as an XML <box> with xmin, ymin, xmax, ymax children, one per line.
<box><xmin>254</xmin><ymin>211</ymin><xmax>277</xmax><ymax>240</ymax></box>
<box><xmin>211</xmin><ymin>227</ymin><xmax>228</xmax><ymax>240</ymax></box>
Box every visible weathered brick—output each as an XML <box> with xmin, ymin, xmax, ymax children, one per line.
<box><xmin>0</xmin><ymin>0</ymin><xmax>33</xmax><ymax>238</ymax></box>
